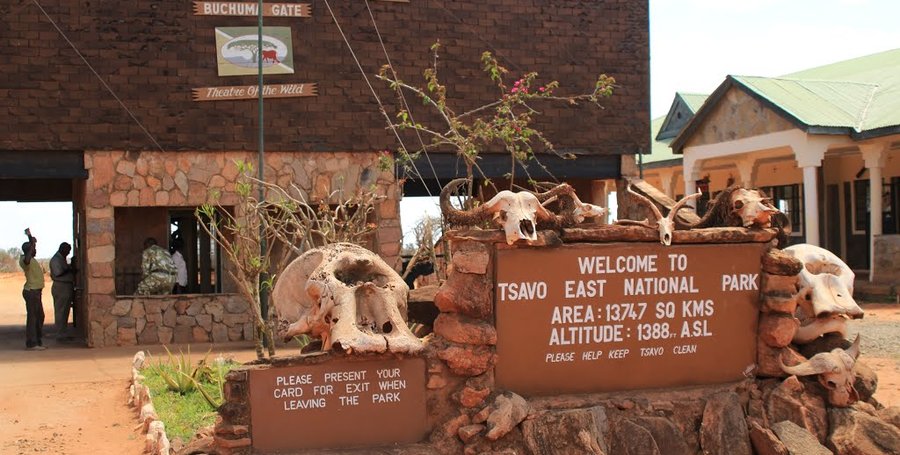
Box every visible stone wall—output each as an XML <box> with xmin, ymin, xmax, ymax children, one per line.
<box><xmin>684</xmin><ymin>87</ymin><xmax>795</xmax><ymax>149</ymax></box>
<box><xmin>84</xmin><ymin>150</ymin><xmax>401</xmax><ymax>347</ymax></box>
<box><xmin>91</xmin><ymin>294</ymin><xmax>253</xmax><ymax>348</ymax></box>
<box><xmin>210</xmin><ymin>225</ymin><xmax>900</xmax><ymax>454</ymax></box>
<box><xmin>873</xmin><ymin>234</ymin><xmax>900</xmax><ymax>286</ymax></box>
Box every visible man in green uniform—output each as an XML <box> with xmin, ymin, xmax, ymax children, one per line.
<box><xmin>20</xmin><ymin>228</ymin><xmax>46</xmax><ymax>351</ymax></box>
<box><xmin>135</xmin><ymin>237</ymin><xmax>177</xmax><ymax>295</ymax></box>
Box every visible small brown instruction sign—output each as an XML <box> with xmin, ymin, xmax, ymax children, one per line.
<box><xmin>495</xmin><ymin>243</ymin><xmax>765</xmax><ymax>395</ymax></box>
<box><xmin>248</xmin><ymin>357</ymin><xmax>427</xmax><ymax>452</ymax></box>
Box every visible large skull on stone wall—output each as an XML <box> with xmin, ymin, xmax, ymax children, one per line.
<box><xmin>272</xmin><ymin>243</ymin><xmax>424</xmax><ymax>354</ymax></box>
<box><xmin>784</xmin><ymin>244</ymin><xmax>863</xmax><ymax>344</ymax></box>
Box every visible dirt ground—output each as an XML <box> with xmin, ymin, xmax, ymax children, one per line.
<box><xmin>0</xmin><ymin>272</ymin><xmax>258</xmax><ymax>455</ymax></box>
<box><xmin>0</xmin><ymin>272</ymin><xmax>897</xmax><ymax>454</ymax></box>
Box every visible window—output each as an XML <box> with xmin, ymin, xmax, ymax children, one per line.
<box><xmin>114</xmin><ymin>207</ymin><xmax>226</xmax><ymax>295</ymax></box>
<box><xmin>763</xmin><ymin>184</ymin><xmax>802</xmax><ymax>235</ymax></box>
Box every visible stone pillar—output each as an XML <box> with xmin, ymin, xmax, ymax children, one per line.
<box><xmin>860</xmin><ymin>143</ymin><xmax>888</xmax><ymax>282</ymax></box>
<box><xmin>735</xmin><ymin>157</ymin><xmax>757</xmax><ymax>187</ymax></box>
<box><xmin>682</xmin><ymin>157</ymin><xmax>702</xmax><ymax>208</ymax></box>
<box><xmin>658</xmin><ymin>169</ymin><xmax>675</xmax><ymax>198</ymax></box>
<box><xmin>794</xmin><ymin>145</ymin><xmax>825</xmax><ymax>246</ymax></box>
<box><xmin>590</xmin><ymin>180</ymin><xmax>611</xmax><ymax>224</ymax></box>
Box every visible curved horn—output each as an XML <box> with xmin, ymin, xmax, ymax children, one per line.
<box><xmin>533</xmin><ymin>182</ymin><xmax>574</xmax><ymax>203</ymax></box>
<box><xmin>780</xmin><ymin>354</ymin><xmax>839</xmax><ymax>377</ymax></box>
<box><xmin>845</xmin><ymin>335</ymin><xmax>861</xmax><ymax>360</ymax></box>
<box><xmin>667</xmin><ymin>190</ymin><xmax>702</xmax><ymax>222</ymax></box>
<box><xmin>440</xmin><ymin>178</ymin><xmax>490</xmax><ymax>224</ymax></box>
<box><xmin>627</xmin><ymin>183</ymin><xmax>662</xmax><ymax>221</ymax></box>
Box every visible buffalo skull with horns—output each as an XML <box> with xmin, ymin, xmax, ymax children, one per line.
<box><xmin>780</xmin><ymin>335</ymin><xmax>862</xmax><ymax>407</ymax></box>
<box><xmin>616</xmin><ymin>184</ymin><xmax>702</xmax><ymax>245</ymax></box>
<box><xmin>440</xmin><ymin>179</ymin><xmax>609</xmax><ymax>245</ymax></box>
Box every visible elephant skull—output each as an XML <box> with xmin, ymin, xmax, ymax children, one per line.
<box><xmin>272</xmin><ymin>243</ymin><xmax>423</xmax><ymax>354</ymax></box>
<box><xmin>780</xmin><ymin>335</ymin><xmax>861</xmax><ymax>407</ymax></box>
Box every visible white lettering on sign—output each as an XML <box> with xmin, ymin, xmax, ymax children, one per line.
<box><xmin>577</xmin><ymin>255</ymin><xmax>658</xmax><ymax>274</ymax></box>
<box><xmin>271</xmin><ymin>4</ymin><xmax>305</xmax><ymax>16</ymax></box>
<box><xmin>324</xmin><ymin>370</ymin><xmax>367</xmax><ymax>382</ymax></box>
<box><xmin>680</xmin><ymin>320</ymin><xmax>713</xmax><ymax>338</ymax></box>
<box><xmin>582</xmin><ymin>350</ymin><xmax>604</xmax><ymax>360</ymax></box>
<box><xmin>283</xmin><ymin>397</ymin><xmax>326</xmax><ymax>410</ymax></box>
<box><xmin>546</xmin><ymin>352</ymin><xmax>575</xmax><ymax>362</ymax></box>
<box><xmin>551</xmin><ymin>305</ymin><xmax>595</xmax><ymax>324</ymax></box>
<box><xmin>640</xmin><ymin>346</ymin><xmax>663</xmax><ymax>357</ymax></box>
<box><xmin>497</xmin><ymin>281</ymin><xmax>547</xmax><ymax>301</ymax></box>
<box><xmin>372</xmin><ymin>392</ymin><xmax>400</xmax><ymax>403</ymax></box>
<box><xmin>681</xmin><ymin>299</ymin><xmax>714</xmax><ymax>317</ymax></box>
<box><xmin>276</xmin><ymin>374</ymin><xmax>313</xmax><ymax>386</ymax></box>
<box><xmin>722</xmin><ymin>273</ymin><xmax>759</xmax><ymax>291</ymax></box>
<box><xmin>623</xmin><ymin>276</ymin><xmax>698</xmax><ymax>295</ymax></box>
<box><xmin>549</xmin><ymin>324</ymin><xmax>623</xmax><ymax>345</ymax></box>
<box><xmin>673</xmin><ymin>344</ymin><xmax>698</xmax><ymax>355</ymax></box>
<box><xmin>563</xmin><ymin>279</ymin><xmax>607</xmax><ymax>298</ymax></box>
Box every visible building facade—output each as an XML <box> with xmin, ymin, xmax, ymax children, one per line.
<box><xmin>643</xmin><ymin>50</ymin><xmax>900</xmax><ymax>287</ymax></box>
<box><xmin>2</xmin><ymin>1</ymin><xmax>649</xmax><ymax>346</ymax></box>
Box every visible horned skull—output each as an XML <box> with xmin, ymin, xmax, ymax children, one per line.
<box><xmin>440</xmin><ymin>179</ymin><xmax>553</xmax><ymax>245</ymax></box>
<box><xmin>617</xmin><ymin>184</ymin><xmax>701</xmax><ymax>245</ymax></box>
<box><xmin>731</xmin><ymin>188</ymin><xmax>779</xmax><ymax>228</ymax></box>
<box><xmin>784</xmin><ymin>244</ymin><xmax>862</xmax><ymax>344</ymax></box>
<box><xmin>272</xmin><ymin>243</ymin><xmax>424</xmax><ymax>354</ymax></box>
<box><xmin>780</xmin><ymin>335</ymin><xmax>861</xmax><ymax>407</ymax></box>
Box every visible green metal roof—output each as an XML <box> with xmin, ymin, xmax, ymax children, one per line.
<box><xmin>645</xmin><ymin>115</ymin><xmax>679</xmax><ymax>164</ymax></box>
<box><xmin>671</xmin><ymin>48</ymin><xmax>900</xmax><ymax>151</ymax></box>
<box><xmin>678</xmin><ymin>93</ymin><xmax>708</xmax><ymax>113</ymax></box>
<box><xmin>732</xmin><ymin>76</ymin><xmax>877</xmax><ymax>131</ymax></box>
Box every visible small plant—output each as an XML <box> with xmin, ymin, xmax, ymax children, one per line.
<box><xmin>193</xmin><ymin>355</ymin><xmax>233</xmax><ymax>410</ymax></box>
<box><xmin>153</xmin><ymin>346</ymin><xmax>210</xmax><ymax>395</ymax></box>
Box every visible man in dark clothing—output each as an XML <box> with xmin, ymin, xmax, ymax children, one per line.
<box><xmin>49</xmin><ymin>242</ymin><xmax>76</xmax><ymax>341</ymax></box>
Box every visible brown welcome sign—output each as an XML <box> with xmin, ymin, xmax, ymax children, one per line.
<box><xmin>193</xmin><ymin>1</ymin><xmax>311</xmax><ymax>17</ymax></box>
<box><xmin>248</xmin><ymin>357</ymin><xmax>428</xmax><ymax>452</ymax></box>
<box><xmin>495</xmin><ymin>242</ymin><xmax>765</xmax><ymax>396</ymax></box>
<box><xmin>192</xmin><ymin>83</ymin><xmax>317</xmax><ymax>101</ymax></box>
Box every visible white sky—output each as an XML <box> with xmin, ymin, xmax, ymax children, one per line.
<box><xmin>5</xmin><ymin>0</ymin><xmax>900</xmax><ymax>251</ymax></box>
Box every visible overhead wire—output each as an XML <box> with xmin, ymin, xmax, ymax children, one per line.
<box><xmin>363</xmin><ymin>0</ymin><xmax>442</xmax><ymax>195</ymax></box>
<box><xmin>322</xmin><ymin>0</ymin><xmax>435</xmax><ymax>197</ymax></box>
<box><xmin>31</xmin><ymin>0</ymin><xmax>166</xmax><ymax>153</ymax></box>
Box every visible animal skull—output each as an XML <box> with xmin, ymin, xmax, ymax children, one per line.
<box><xmin>440</xmin><ymin>179</ymin><xmax>554</xmax><ymax>245</ymax></box>
<box><xmin>780</xmin><ymin>335</ymin><xmax>861</xmax><ymax>407</ymax></box>
<box><xmin>618</xmin><ymin>184</ymin><xmax>701</xmax><ymax>245</ymax></box>
<box><xmin>784</xmin><ymin>244</ymin><xmax>862</xmax><ymax>344</ymax></box>
<box><xmin>731</xmin><ymin>188</ymin><xmax>779</xmax><ymax>228</ymax></box>
<box><xmin>272</xmin><ymin>243</ymin><xmax>423</xmax><ymax>354</ymax></box>
<box><xmin>485</xmin><ymin>190</ymin><xmax>553</xmax><ymax>245</ymax></box>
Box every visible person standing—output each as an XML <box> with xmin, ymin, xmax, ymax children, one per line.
<box><xmin>135</xmin><ymin>237</ymin><xmax>177</xmax><ymax>295</ymax></box>
<box><xmin>49</xmin><ymin>242</ymin><xmax>76</xmax><ymax>341</ymax></box>
<box><xmin>20</xmin><ymin>228</ymin><xmax>46</xmax><ymax>351</ymax></box>
<box><xmin>171</xmin><ymin>240</ymin><xmax>188</xmax><ymax>294</ymax></box>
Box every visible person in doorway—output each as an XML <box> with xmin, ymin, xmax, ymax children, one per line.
<box><xmin>49</xmin><ymin>242</ymin><xmax>76</xmax><ymax>342</ymax></box>
<box><xmin>135</xmin><ymin>237</ymin><xmax>177</xmax><ymax>295</ymax></box>
<box><xmin>170</xmin><ymin>239</ymin><xmax>188</xmax><ymax>294</ymax></box>
<box><xmin>20</xmin><ymin>228</ymin><xmax>46</xmax><ymax>351</ymax></box>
